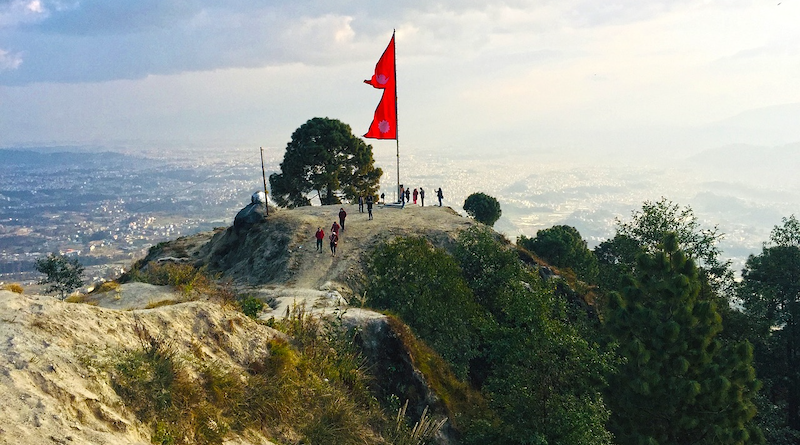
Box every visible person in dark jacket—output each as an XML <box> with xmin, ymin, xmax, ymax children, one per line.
<box><xmin>366</xmin><ymin>195</ymin><xmax>374</xmax><ymax>220</ymax></box>
<box><xmin>338</xmin><ymin>208</ymin><xmax>347</xmax><ymax>231</ymax></box>
<box><xmin>437</xmin><ymin>188</ymin><xmax>444</xmax><ymax>206</ymax></box>
<box><xmin>329</xmin><ymin>231</ymin><xmax>339</xmax><ymax>256</ymax></box>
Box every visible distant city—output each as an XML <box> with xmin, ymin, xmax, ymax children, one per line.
<box><xmin>0</xmin><ymin>147</ymin><xmax>266</xmax><ymax>285</ymax></box>
<box><xmin>2</xmin><ymin>144</ymin><xmax>798</xmax><ymax>286</ymax></box>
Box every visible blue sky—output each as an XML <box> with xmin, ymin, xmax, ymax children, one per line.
<box><xmin>1</xmin><ymin>0</ymin><xmax>799</xmax><ymax>159</ymax></box>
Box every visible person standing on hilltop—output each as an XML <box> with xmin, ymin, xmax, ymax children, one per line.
<box><xmin>366</xmin><ymin>195</ymin><xmax>374</xmax><ymax>220</ymax></box>
<box><xmin>405</xmin><ymin>188</ymin><xmax>411</xmax><ymax>205</ymax></box>
<box><xmin>339</xmin><ymin>207</ymin><xmax>347</xmax><ymax>231</ymax></box>
<box><xmin>358</xmin><ymin>195</ymin><xmax>364</xmax><ymax>213</ymax></box>
<box><xmin>380</xmin><ymin>192</ymin><xmax>385</xmax><ymax>205</ymax></box>
<box><xmin>329</xmin><ymin>231</ymin><xmax>339</xmax><ymax>256</ymax></box>
<box><xmin>437</xmin><ymin>188</ymin><xmax>444</xmax><ymax>207</ymax></box>
<box><xmin>420</xmin><ymin>188</ymin><xmax>425</xmax><ymax>206</ymax></box>
<box><xmin>315</xmin><ymin>227</ymin><xmax>325</xmax><ymax>252</ymax></box>
<box><xmin>413</xmin><ymin>188</ymin><xmax>418</xmax><ymax>205</ymax></box>
<box><xmin>399</xmin><ymin>185</ymin><xmax>405</xmax><ymax>208</ymax></box>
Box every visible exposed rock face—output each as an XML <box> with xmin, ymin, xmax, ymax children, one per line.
<box><xmin>0</xmin><ymin>290</ymin><xmax>281</xmax><ymax>445</ymax></box>
<box><xmin>233</xmin><ymin>203</ymin><xmax>267</xmax><ymax>230</ymax></box>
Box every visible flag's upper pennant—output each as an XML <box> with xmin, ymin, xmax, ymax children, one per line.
<box><xmin>364</xmin><ymin>33</ymin><xmax>397</xmax><ymax>140</ymax></box>
<box><xmin>364</xmin><ymin>34</ymin><xmax>395</xmax><ymax>90</ymax></box>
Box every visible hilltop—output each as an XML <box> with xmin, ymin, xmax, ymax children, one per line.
<box><xmin>0</xmin><ymin>203</ymin><xmax>482</xmax><ymax>445</ymax></box>
<box><xmin>140</xmin><ymin>203</ymin><xmax>477</xmax><ymax>314</ymax></box>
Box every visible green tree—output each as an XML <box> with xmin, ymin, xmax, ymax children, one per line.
<box><xmin>454</xmin><ymin>227</ymin><xmax>615</xmax><ymax>445</ymax></box>
<box><xmin>614</xmin><ymin>197</ymin><xmax>731</xmax><ymax>292</ymax></box>
<box><xmin>518</xmin><ymin>225</ymin><xmax>599</xmax><ymax>283</ymax></box>
<box><xmin>605</xmin><ymin>234</ymin><xmax>763</xmax><ymax>445</ymax></box>
<box><xmin>740</xmin><ymin>215</ymin><xmax>800</xmax><ymax>441</ymax></box>
<box><xmin>34</xmin><ymin>253</ymin><xmax>85</xmax><ymax>300</ymax></box>
<box><xmin>269</xmin><ymin>117</ymin><xmax>382</xmax><ymax>207</ymax></box>
<box><xmin>366</xmin><ymin>236</ymin><xmax>481</xmax><ymax>376</ymax></box>
<box><xmin>463</xmin><ymin>192</ymin><xmax>502</xmax><ymax>227</ymax></box>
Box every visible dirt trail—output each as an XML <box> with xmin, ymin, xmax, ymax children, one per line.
<box><xmin>283</xmin><ymin>203</ymin><xmax>473</xmax><ymax>292</ymax></box>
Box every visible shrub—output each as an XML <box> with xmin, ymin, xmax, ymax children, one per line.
<box><xmin>463</xmin><ymin>192</ymin><xmax>502</xmax><ymax>227</ymax></box>
<box><xmin>238</xmin><ymin>296</ymin><xmax>264</xmax><ymax>319</ymax></box>
<box><xmin>124</xmin><ymin>262</ymin><xmax>219</xmax><ymax>298</ymax></box>
<box><xmin>2</xmin><ymin>283</ymin><xmax>24</xmax><ymax>294</ymax></box>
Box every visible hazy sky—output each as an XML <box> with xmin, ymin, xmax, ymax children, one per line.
<box><xmin>1</xmin><ymin>0</ymin><xmax>799</xmax><ymax>159</ymax></box>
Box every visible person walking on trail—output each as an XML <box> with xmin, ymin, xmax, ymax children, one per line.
<box><xmin>420</xmin><ymin>188</ymin><xmax>425</xmax><ymax>207</ymax></box>
<box><xmin>437</xmin><ymin>188</ymin><xmax>444</xmax><ymax>207</ymax></box>
<box><xmin>331</xmin><ymin>221</ymin><xmax>340</xmax><ymax>235</ymax></box>
<box><xmin>338</xmin><ymin>207</ymin><xmax>347</xmax><ymax>231</ymax></box>
<box><xmin>315</xmin><ymin>227</ymin><xmax>325</xmax><ymax>252</ymax></box>
<box><xmin>405</xmin><ymin>188</ymin><xmax>411</xmax><ymax>205</ymax></box>
<box><xmin>413</xmin><ymin>188</ymin><xmax>418</xmax><ymax>205</ymax></box>
<box><xmin>366</xmin><ymin>195</ymin><xmax>374</xmax><ymax>220</ymax></box>
<box><xmin>358</xmin><ymin>195</ymin><xmax>364</xmax><ymax>213</ymax></box>
<box><xmin>329</xmin><ymin>231</ymin><xmax>339</xmax><ymax>256</ymax></box>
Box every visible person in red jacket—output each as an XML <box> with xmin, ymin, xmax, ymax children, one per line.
<box><xmin>315</xmin><ymin>227</ymin><xmax>325</xmax><ymax>252</ymax></box>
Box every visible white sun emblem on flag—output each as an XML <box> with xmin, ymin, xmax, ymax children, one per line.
<box><xmin>378</xmin><ymin>120</ymin><xmax>391</xmax><ymax>134</ymax></box>
<box><xmin>377</xmin><ymin>74</ymin><xmax>389</xmax><ymax>85</ymax></box>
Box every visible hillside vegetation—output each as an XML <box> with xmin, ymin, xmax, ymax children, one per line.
<box><xmin>1</xmin><ymin>200</ymin><xmax>773</xmax><ymax>444</ymax></box>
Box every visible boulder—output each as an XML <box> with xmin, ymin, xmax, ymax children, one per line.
<box><xmin>234</xmin><ymin>202</ymin><xmax>267</xmax><ymax>230</ymax></box>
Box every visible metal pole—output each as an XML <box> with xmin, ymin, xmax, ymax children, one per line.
<box><xmin>393</xmin><ymin>29</ymin><xmax>399</xmax><ymax>204</ymax></box>
<box><xmin>260</xmin><ymin>147</ymin><xmax>269</xmax><ymax>217</ymax></box>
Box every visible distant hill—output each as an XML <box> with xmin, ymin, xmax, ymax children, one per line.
<box><xmin>683</xmin><ymin>142</ymin><xmax>800</xmax><ymax>189</ymax></box>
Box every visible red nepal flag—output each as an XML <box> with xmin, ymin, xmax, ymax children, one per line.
<box><xmin>364</xmin><ymin>33</ymin><xmax>395</xmax><ymax>90</ymax></box>
<box><xmin>364</xmin><ymin>33</ymin><xmax>397</xmax><ymax>140</ymax></box>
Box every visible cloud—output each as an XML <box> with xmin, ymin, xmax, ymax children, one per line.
<box><xmin>0</xmin><ymin>48</ymin><xmax>22</xmax><ymax>70</ymax></box>
<box><xmin>0</xmin><ymin>0</ymin><xmax>48</xmax><ymax>27</ymax></box>
<box><xmin>0</xmin><ymin>0</ymin><xmax>698</xmax><ymax>85</ymax></box>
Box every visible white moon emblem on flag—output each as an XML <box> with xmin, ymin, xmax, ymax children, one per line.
<box><xmin>377</xmin><ymin>74</ymin><xmax>389</xmax><ymax>85</ymax></box>
<box><xmin>379</xmin><ymin>120</ymin><xmax>391</xmax><ymax>133</ymax></box>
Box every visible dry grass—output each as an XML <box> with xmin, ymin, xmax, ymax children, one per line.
<box><xmin>108</xmin><ymin>308</ymin><xmax>445</xmax><ymax>444</ymax></box>
<box><xmin>2</xmin><ymin>283</ymin><xmax>24</xmax><ymax>294</ymax></box>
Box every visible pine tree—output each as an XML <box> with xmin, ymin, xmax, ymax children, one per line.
<box><xmin>34</xmin><ymin>253</ymin><xmax>85</xmax><ymax>300</ymax></box>
<box><xmin>605</xmin><ymin>233</ymin><xmax>763</xmax><ymax>445</ymax></box>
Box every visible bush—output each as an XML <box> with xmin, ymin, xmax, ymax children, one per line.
<box><xmin>463</xmin><ymin>193</ymin><xmax>502</xmax><ymax>227</ymax></box>
<box><xmin>124</xmin><ymin>262</ymin><xmax>220</xmax><ymax>299</ymax></box>
<box><xmin>2</xmin><ymin>283</ymin><xmax>24</xmax><ymax>294</ymax></box>
<box><xmin>239</xmin><ymin>296</ymin><xmax>264</xmax><ymax>319</ymax></box>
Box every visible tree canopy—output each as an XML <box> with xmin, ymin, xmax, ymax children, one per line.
<box><xmin>596</xmin><ymin>198</ymin><xmax>732</xmax><ymax>300</ymax></box>
<box><xmin>269</xmin><ymin>117</ymin><xmax>382</xmax><ymax>207</ymax></box>
<box><xmin>518</xmin><ymin>225</ymin><xmax>598</xmax><ymax>283</ymax></box>
<box><xmin>740</xmin><ymin>215</ymin><xmax>800</xmax><ymax>440</ymax></box>
<box><xmin>463</xmin><ymin>192</ymin><xmax>502</xmax><ymax>226</ymax></box>
<box><xmin>605</xmin><ymin>234</ymin><xmax>763</xmax><ymax>445</ymax></box>
<box><xmin>35</xmin><ymin>253</ymin><xmax>84</xmax><ymax>300</ymax></box>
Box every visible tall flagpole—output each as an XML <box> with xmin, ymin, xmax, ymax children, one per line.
<box><xmin>260</xmin><ymin>147</ymin><xmax>269</xmax><ymax>217</ymax></box>
<box><xmin>393</xmin><ymin>29</ymin><xmax>400</xmax><ymax>204</ymax></box>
